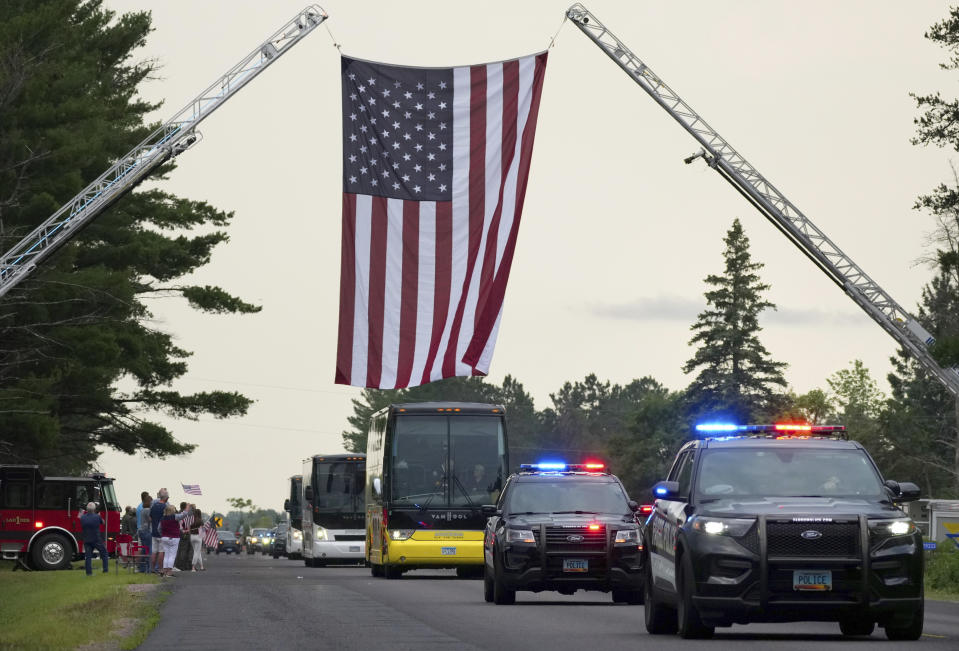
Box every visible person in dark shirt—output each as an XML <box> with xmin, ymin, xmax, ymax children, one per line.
<box><xmin>149</xmin><ymin>488</ymin><xmax>169</xmax><ymax>573</ymax></box>
<box><xmin>80</xmin><ymin>502</ymin><xmax>108</xmax><ymax>575</ymax></box>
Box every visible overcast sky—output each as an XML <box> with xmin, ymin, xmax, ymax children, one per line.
<box><xmin>98</xmin><ymin>0</ymin><xmax>955</xmax><ymax>516</ymax></box>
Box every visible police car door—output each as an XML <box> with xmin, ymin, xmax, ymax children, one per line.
<box><xmin>650</xmin><ymin>449</ymin><xmax>695</xmax><ymax>593</ymax></box>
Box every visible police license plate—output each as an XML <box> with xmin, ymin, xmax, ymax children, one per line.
<box><xmin>563</xmin><ymin>558</ymin><xmax>588</xmax><ymax>573</ymax></box>
<box><xmin>793</xmin><ymin>570</ymin><xmax>832</xmax><ymax>591</ymax></box>
<box><xmin>441</xmin><ymin>546</ymin><xmax>456</xmax><ymax>556</ymax></box>
<box><xmin>349</xmin><ymin>546</ymin><xmax>361</xmax><ymax>553</ymax></box>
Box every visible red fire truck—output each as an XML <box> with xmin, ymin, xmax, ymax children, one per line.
<box><xmin>1</xmin><ymin>464</ymin><xmax>121</xmax><ymax>570</ymax></box>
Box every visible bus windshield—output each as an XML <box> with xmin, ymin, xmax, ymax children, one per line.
<box><xmin>312</xmin><ymin>462</ymin><xmax>364</xmax><ymax>513</ymax></box>
<box><xmin>391</xmin><ymin>415</ymin><xmax>506</xmax><ymax>508</ymax></box>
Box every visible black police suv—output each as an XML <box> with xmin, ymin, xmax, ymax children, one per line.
<box><xmin>483</xmin><ymin>463</ymin><xmax>645</xmax><ymax>605</ymax></box>
<box><xmin>643</xmin><ymin>424</ymin><xmax>923</xmax><ymax>640</ymax></box>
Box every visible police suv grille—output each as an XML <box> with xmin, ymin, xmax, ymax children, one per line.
<box><xmin>333</xmin><ymin>534</ymin><xmax>365</xmax><ymax>541</ymax></box>
<box><xmin>766</xmin><ymin>522</ymin><xmax>860</xmax><ymax>558</ymax></box>
<box><xmin>544</xmin><ymin>526</ymin><xmax>606</xmax><ymax>553</ymax></box>
<box><xmin>737</xmin><ymin>525</ymin><xmax>761</xmax><ymax>556</ymax></box>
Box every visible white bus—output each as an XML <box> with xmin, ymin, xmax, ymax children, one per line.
<box><xmin>283</xmin><ymin>474</ymin><xmax>303</xmax><ymax>559</ymax></box>
<box><xmin>301</xmin><ymin>454</ymin><xmax>366</xmax><ymax>567</ymax></box>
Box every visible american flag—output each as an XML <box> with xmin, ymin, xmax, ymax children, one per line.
<box><xmin>336</xmin><ymin>52</ymin><xmax>548</xmax><ymax>388</ymax></box>
<box><xmin>181</xmin><ymin>483</ymin><xmax>202</xmax><ymax>496</ymax></box>
<box><xmin>202</xmin><ymin>521</ymin><xmax>218</xmax><ymax>549</ymax></box>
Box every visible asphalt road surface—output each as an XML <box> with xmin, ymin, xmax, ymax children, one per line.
<box><xmin>140</xmin><ymin>553</ymin><xmax>958</xmax><ymax>650</ymax></box>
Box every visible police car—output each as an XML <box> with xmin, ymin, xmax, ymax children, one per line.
<box><xmin>643</xmin><ymin>423</ymin><xmax>923</xmax><ymax>640</ymax></box>
<box><xmin>482</xmin><ymin>462</ymin><xmax>645</xmax><ymax>605</ymax></box>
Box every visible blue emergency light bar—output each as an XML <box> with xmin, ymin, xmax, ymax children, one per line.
<box><xmin>695</xmin><ymin>423</ymin><xmax>847</xmax><ymax>439</ymax></box>
<box><xmin>520</xmin><ymin>462</ymin><xmax>607</xmax><ymax>472</ymax></box>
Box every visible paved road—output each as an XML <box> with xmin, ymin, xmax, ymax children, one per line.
<box><xmin>141</xmin><ymin>553</ymin><xmax>958</xmax><ymax>650</ymax></box>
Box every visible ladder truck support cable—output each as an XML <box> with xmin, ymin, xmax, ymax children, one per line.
<box><xmin>565</xmin><ymin>3</ymin><xmax>959</xmax><ymax>397</ymax></box>
<box><xmin>0</xmin><ymin>5</ymin><xmax>328</xmax><ymax>300</ymax></box>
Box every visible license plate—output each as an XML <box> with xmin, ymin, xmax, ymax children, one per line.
<box><xmin>349</xmin><ymin>546</ymin><xmax>361</xmax><ymax>553</ymax></box>
<box><xmin>563</xmin><ymin>558</ymin><xmax>588</xmax><ymax>573</ymax></box>
<box><xmin>441</xmin><ymin>546</ymin><xmax>456</xmax><ymax>556</ymax></box>
<box><xmin>793</xmin><ymin>570</ymin><xmax>832</xmax><ymax>591</ymax></box>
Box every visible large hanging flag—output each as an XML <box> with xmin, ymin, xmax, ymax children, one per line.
<box><xmin>336</xmin><ymin>52</ymin><xmax>548</xmax><ymax>388</ymax></box>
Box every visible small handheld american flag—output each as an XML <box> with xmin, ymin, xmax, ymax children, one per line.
<box><xmin>181</xmin><ymin>483</ymin><xmax>202</xmax><ymax>496</ymax></box>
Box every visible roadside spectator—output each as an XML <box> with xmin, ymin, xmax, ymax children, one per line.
<box><xmin>137</xmin><ymin>495</ymin><xmax>153</xmax><ymax>573</ymax></box>
<box><xmin>80</xmin><ymin>502</ymin><xmax>109</xmax><ymax>575</ymax></box>
<box><xmin>150</xmin><ymin>488</ymin><xmax>170</xmax><ymax>574</ymax></box>
<box><xmin>174</xmin><ymin>501</ymin><xmax>193</xmax><ymax>572</ymax></box>
<box><xmin>159</xmin><ymin>503</ymin><xmax>192</xmax><ymax>578</ymax></box>
<box><xmin>189</xmin><ymin>507</ymin><xmax>205</xmax><ymax>571</ymax></box>
<box><xmin>119</xmin><ymin>505</ymin><xmax>137</xmax><ymax>567</ymax></box>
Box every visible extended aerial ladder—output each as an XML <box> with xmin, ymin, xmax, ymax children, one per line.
<box><xmin>0</xmin><ymin>5</ymin><xmax>328</xmax><ymax>300</ymax></box>
<box><xmin>567</xmin><ymin>3</ymin><xmax>959</xmax><ymax>398</ymax></box>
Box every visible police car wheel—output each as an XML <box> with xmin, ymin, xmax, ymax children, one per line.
<box><xmin>483</xmin><ymin>565</ymin><xmax>494</xmax><ymax>602</ymax></box>
<box><xmin>644</xmin><ymin>561</ymin><xmax>677</xmax><ymax>634</ymax></box>
<box><xmin>676</xmin><ymin>553</ymin><xmax>714</xmax><ymax>639</ymax></box>
<box><xmin>884</xmin><ymin>597</ymin><xmax>923</xmax><ymax>641</ymax></box>
<box><xmin>839</xmin><ymin>618</ymin><xmax>874</xmax><ymax>636</ymax></box>
<box><xmin>492</xmin><ymin>559</ymin><xmax>515</xmax><ymax>605</ymax></box>
<box><xmin>31</xmin><ymin>534</ymin><xmax>72</xmax><ymax>571</ymax></box>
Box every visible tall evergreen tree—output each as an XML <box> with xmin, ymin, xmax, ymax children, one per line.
<box><xmin>683</xmin><ymin>218</ymin><xmax>787</xmax><ymax>421</ymax></box>
<box><xmin>0</xmin><ymin>1</ymin><xmax>255</xmax><ymax>473</ymax></box>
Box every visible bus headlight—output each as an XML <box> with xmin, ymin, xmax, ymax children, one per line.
<box><xmin>293</xmin><ymin>530</ymin><xmax>302</xmax><ymax>541</ymax></box>
<box><xmin>390</xmin><ymin>529</ymin><xmax>414</xmax><ymax>541</ymax></box>
<box><xmin>315</xmin><ymin>527</ymin><xmax>328</xmax><ymax>541</ymax></box>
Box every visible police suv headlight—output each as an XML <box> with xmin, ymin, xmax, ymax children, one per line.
<box><xmin>506</xmin><ymin>529</ymin><xmax>536</xmax><ymax>544</ymax></box>
<box><xmin>868</xmin><ymin>518</ymin><xmax>917</xmax><ymax>536</ymax></box>
<box><xmin>390</xmin><ymin>529</ymin><xmax>414</xmax><ymax>540</ymax></box>
<box><xmin>690</xmin><ymin>516</ymin><xmax>755</xmax><ymax>537</ymax></box>
<box><xmin>614</xmin><ymin>529</ymin><xmax>641</xmax><ymax>546</ymax></box>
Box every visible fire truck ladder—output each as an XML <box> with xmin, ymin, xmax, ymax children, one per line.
<box><xmin>567</xmin><ymin>3</ymin><xmax>959</xmax><ymax>398</ymax></box>
<box><xmin>0</xmin><ymin>5</ymin><xmax>328</xmax><ymax>300</ymax></box>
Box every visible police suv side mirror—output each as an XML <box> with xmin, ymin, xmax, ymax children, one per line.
<box><xmin>627</xmin><ymin>500</ymin><xmax>640</xmax><ymax>512</ymax></box>
<box><xmin>283</xmin><ymin>499</ymin><xmax>290</xmax><ymax>512</ymax></box>
<box><xmin>651</xmin><ymin>480</ymin><xmax>680</xmax><ymax>500</ymax></box>
<box><xmin>885</xmin><ymin>480</ymin><xmax>920</xmax><ymax>502</ymax></box>
<box><xmin>304</xmin><ymin>486</ymin><xmax>314</xmax><ymax>503</ymax></box>
<box><xmin>481</xmin><ymin>504</ymin><xmax>500</xmax><ymax>518</ymax></box>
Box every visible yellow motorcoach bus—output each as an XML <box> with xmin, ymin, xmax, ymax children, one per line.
<box><xmin>365</xmin><ymin>402</ymin><xmax>508</xmax><ymax>579</ymax></box>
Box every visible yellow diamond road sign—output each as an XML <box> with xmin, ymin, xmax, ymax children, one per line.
<box><xmin>213</xmin><ymin>516</ymin><xmax>223</xmax><ymax>528</ymax></box>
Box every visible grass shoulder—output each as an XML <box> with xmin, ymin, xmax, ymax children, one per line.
<box><xmin>0</xmin><ymin>560</ymin><xmax>165</xmax><ymax>650</ymax></box>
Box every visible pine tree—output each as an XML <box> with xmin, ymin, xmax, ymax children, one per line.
<box><xmin>683</xmin><ymin>218</ymin><xmax>787</xmax><ymax>421</ymax></box>
<box><xmin>0</xmin><ymin>1</ymin><xmax>255</xmax><ymax>473</ymax></box>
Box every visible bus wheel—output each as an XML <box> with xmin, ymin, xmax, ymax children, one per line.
<box><xmin>384</xmin><ymin>564</ymin><xmax>402</xmax><ymax>579</ymax></box>
<box><xmin>31</xmin><ymin>534</ymin><xmax>72</xmax><ymax>571</ymax></box>
<box><xmin>370</xmin><ymin>563</ymin><xmax>384</xmax><ymax>577</ymax></box>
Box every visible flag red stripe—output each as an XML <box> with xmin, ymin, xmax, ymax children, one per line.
<box><xmin>335</xmin><ymin>193</ymin><xmax>357</xmax><ymax>384</ymax></box>
<box><xmin>421</xmin><ymin>201</ymin><xmax>452</xmax><ymax>385</ymax></box>
<box><xmin>473</xmin><ymin>59</ymin><xmax>519</xmax><ymax>333</ymax></box>
<box><xmin>395</xmin><ymin>202</ymin><xmax>419</xmax><ymax>388</ymax></box>
<box><xmin>443</xmin><ymin>64</ymin><xmax>487</xmax><ymax>377</ymax></box>
<box><xmin>464</xmin><ymin>52</ymin><xmax>548</xmax><ymax>366</ymax></box>
<box><xmin>366</xmin><ymin>196</ymin><xmax>389</xmax><ymax>388</ymax></box>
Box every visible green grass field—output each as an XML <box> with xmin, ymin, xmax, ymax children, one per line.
<box><xmin>0</xmin><ymin>560</ymin><xmax>163</xmax><ymax>650</ymax></box>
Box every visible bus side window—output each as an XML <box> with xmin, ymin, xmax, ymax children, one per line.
<box><xmin>2</xmin><ymin>481</ymin><xmax>31</xmax><ymax>508</ymax></box>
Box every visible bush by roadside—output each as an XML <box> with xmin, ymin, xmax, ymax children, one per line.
<box><xmin>0</xmin><ymin>560</ymin><xmax>163</xmax><ymax>650</ymax></box>
<box><xmin>926</xmin><ymin>543</ymin><xmax>959</xmax><ymax>602</ymax></box>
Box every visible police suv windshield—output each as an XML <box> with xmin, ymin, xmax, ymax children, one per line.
<box><xmin>695</xmin><ymin>448</ymin><xmax>884</xmax><ymax>499</ymax></box>
<box><xmin>507</xmin><ymin>480</ymin><xmax>630</xmax><ymax>515</ymax></box>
